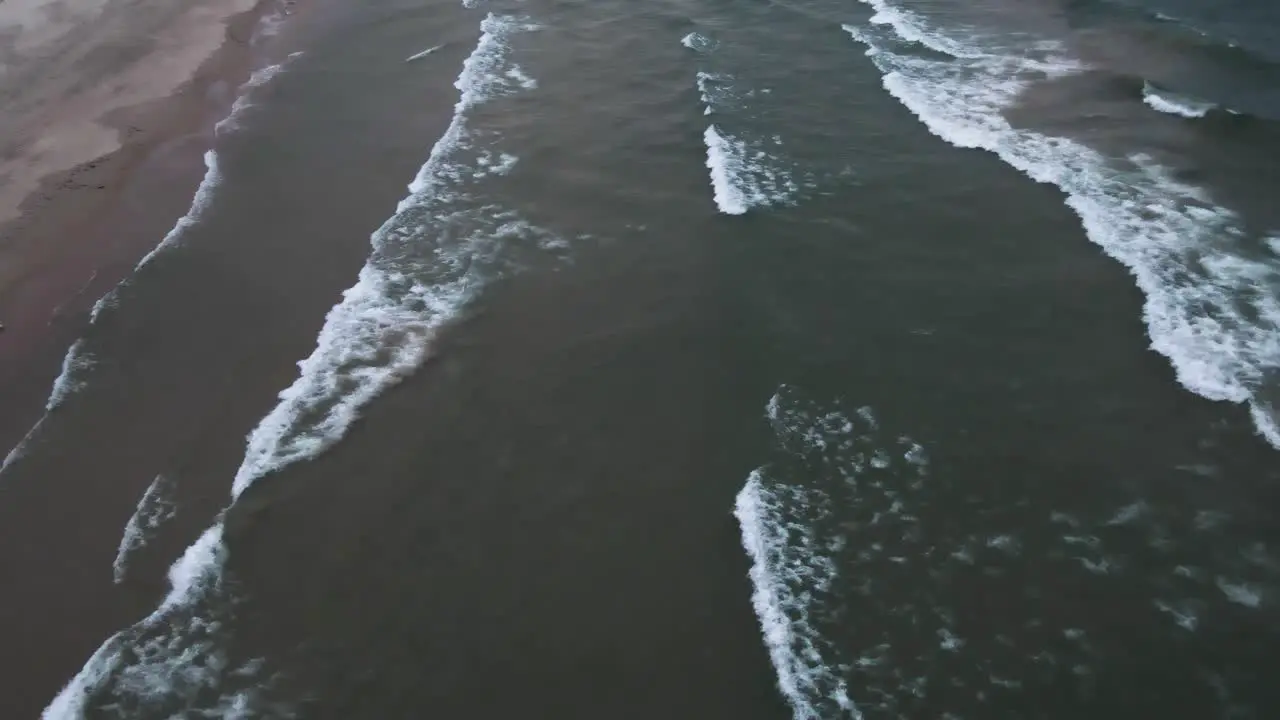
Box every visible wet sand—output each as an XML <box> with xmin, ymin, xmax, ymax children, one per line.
<box><xmin>0</xmin><ymin>0</ymin><xmax>284</xmax><ymax>454</ymax></box>
<box><xmin>0</xmin><ymin>0</ymin><xmax>265</xmax><ymax>231</ymax></box>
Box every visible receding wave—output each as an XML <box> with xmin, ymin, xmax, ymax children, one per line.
<box><xmin>845</xmin><ymin>0</ymin><xmax>1280</xmax><ymax>449</ymax></box>
<box><xmin>132</xmin><ymin>151</ymin><xmax>224</xmax><ymax>270</ymax></box>
<box><xmin>43</xmin><ymin>13</ymin><xmax>550</xmax><ymax>718</ymax></box>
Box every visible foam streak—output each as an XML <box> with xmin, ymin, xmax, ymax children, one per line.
<box><xmin>113</xmin><ymin>475</ymin><xmax>178</xmax><ymax>584</ymax></box>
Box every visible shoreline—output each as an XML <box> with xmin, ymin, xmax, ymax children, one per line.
<box><xmin>0</xmin><ymin>0</ymin><xmax>293</xmax><ymax>457</ymax></box>
<box><xmin>0</xmin><ymin>1</ymin><xmax>303</xmax><ymax>717</ymax></box>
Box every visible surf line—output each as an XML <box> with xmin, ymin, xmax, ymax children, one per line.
<box><xmin>42</xmin><ymin>14</ymin><xmax>541</xmax><ymax>719</ymax></box>
<box><xmin>845</xmin><ymin>0</ymin><xmax>1280</xmax><ymax>450</ymax></box>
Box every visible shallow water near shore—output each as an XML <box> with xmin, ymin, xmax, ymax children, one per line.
<box><xmin>4</xmin><ymin>0</ymin><xmax>1280</xmax><ymax>717</ymax></box>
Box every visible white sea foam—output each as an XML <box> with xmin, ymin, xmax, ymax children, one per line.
<box><xmin>1216</xmin><ymin>578</ymin><xmax>1263</xmax><ymax>608</ymax></box>
<box><xmin>216</xmin><ymin>59</ymin><xmax>294</xmax><ymax>135</ymax></box>
<box><xmin>747</xmin><ymin>383</ymin><xmax>1279</xmax><ymax>712</ymax></box>
<box><xmin>737</xmin><ymin>387</ymin><xmax>888</xmax><ymax>717</ymax></box>
<box><xmin>1107</xmin><ymin>501</ymin><xmax>1148</xmax><ymax>526</ymax></box>
<box><xmin>738</xmin><ymin>386</ymin><xmax>948</xmax><ymax>718</ymax></box>
<box><xmin>695</xmin><ymin>70</ymin><xmax>734</xmax><ymax>113</ymax></box>
<box><xmin>44</xmin><ymin>15</ymin><xmax>545</xmax><ymax>717</ymax></box>
<box><xmin>704</xmin><ymin>125</ymin><xmax>750</xmax><ymax>215</ymax></box>
<box><xmin>691</xmin><ymin>38</ymin><xmax>798</xmax><ymax>213</ymax></box>
<box><xmin>694</xmin><ymin>47</ymin><xmax>802</xmax><ymax>215</ymax></box>
<box><xmin>736</xmin><ymin>472</ymin><xmax>857</xmax><ymax>720</ymax></box>
<box><xmin>1142</xmin><ymin>83</ymin><xmax>1215</xmax><ymax>118</ymax></box>
<box><xmin>845</xmin><ymin>3</ymin><xmax>1280</xmax><ymax>448</ymax></box>
<box><xmin>862</xmin><ymin>0</ymin><xmax>983</xmax><ymax>58</ymax></box>
<box><xmin>986</xmin><ymin>534</ymin><xmax>1021</xmax><ymax>554</ymax></box>
<box><xmin>745</xmin><ymin>387</ymin><xmax>1277</xmax><ymax>715</ymax></box>
<box><xmin>681</xmin><ymin>32</ymin><xmax>716</xmax><ymax>53</ymax></box>
<box><xmin>140</xmin><ymin>54</ymin><xmax>297</xmax><ymax>267</ymax></box>
<box><xmin>703</xmin><ymin>125</ymin><xmax>798</xmax><ymax>215</ymax></box>
<box><xmin>475</xmin><ymin>150</ymin><xmax>518</xmax><ymax>177</ymax></box>
<box><xmin>233</xmin><ymin>12</ymin><xmax>543</xmax><ymax>497</ymax></box>
<box><xmin>505</xmin><ymin>65</ymin><xmax>537</xmax><ymax>90</ymax></box>
<box><xmin>131</xmin><ymin>151</ymin><xmax>223</xmax><ymax>270</ymax></box>
<box><xmin>46</xmin><ymin>338</ymin><xmax>94</xmax><ymax>411</ymax></box>
<box><xmin>43</xmin><ymin>526</ymin><xmax>233</xmax><ymax>720</ymax></box>
<box><xmin>113</xmin><ymin>475</ymin><xmax>178</xmax><ymax>584</ymax></box>
<box><xmin>938</xmin><ymin>627</ymin><xmax>965</xmax><ymax>651</ymax></box>
<box><xmin>88</xmin><ymin>287</ymin><xmax>118</xmax><ymax>323</ymax></box>
<box><xmin>0</xmin><ymin>339</ymin><xmax>95</xmax><ymax>476</ymax></box>
<box><xmin>1155</xmin><ymin>599</ymin><xmax>1200</xmax><ymax>631</ymax></box>
<box><xmin>0</xmin><ymin>413</ymin><xmax>48</xmax><ymax>475</ymax></box>
<box><xmin>740</xmin><ymin>386</ymin><xmax>1150</xmax><ymax>715</ymax></box>
<box><xmin>45</xmin><ymin>525</ymin><xmax>286</xmax><ymax>718</ymax></box>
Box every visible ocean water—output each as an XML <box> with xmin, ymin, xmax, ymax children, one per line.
<box><xmin>4</xmin><ymin>0</ymin><xmax>1280</xmax><ymax>717</ymax></box>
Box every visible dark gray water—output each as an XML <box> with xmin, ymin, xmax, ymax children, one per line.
<box><xmin>5</xmin><ymin>0</ymin><xmax>1280</xmax><ymax>717</ymax></box>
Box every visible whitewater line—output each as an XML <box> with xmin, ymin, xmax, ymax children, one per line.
<box><xmin>847</xmin><ymin>0</ymin><xmax>1280</xmax><ymax>449</ymax></box>
<box><xmin>1142</xmin><ymin>82</ymin><xmax>1216</xmax><ymax>118</ymax></box>
<box><xmin>232</xmin><ymin>12</ymin><xmax>540</xmax><ymax>496</ymax></box>
<box><xmin>43</xmin><ymin>15</ymin><xmax>541</xmax><ymax>717</ymax></box>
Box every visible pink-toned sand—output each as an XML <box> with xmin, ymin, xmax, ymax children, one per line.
<box><xmin>0</xmin><ymin>0</ymin><xmax>258</xmax><ymax>234</ymax></box>
<box><xmin>0</xmin><ymin>0</ymin><xmax>283</xmax><ymax>448</ymax></box>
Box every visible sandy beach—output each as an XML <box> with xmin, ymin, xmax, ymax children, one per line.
<box><xmin>0</xmin><ymin>0</ymin><xmax>286</xmax><ymax>458</ymax></box>
<box><xmin>0</xmin><ymin>0</ymin><xmax>258</xmax><ymax>231</ymax></box>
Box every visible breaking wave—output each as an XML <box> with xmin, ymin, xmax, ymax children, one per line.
<box><xmin>845</xmin><ymin>0</ymin><xmax>1280</xmax><ymax>448</ymax></box>
<box><xmin>1142</xmin><ymin>82</ymin><xmax>1218</xmax><ymax>118</ymax></box>
<box><xmin>43</xmin><ymin>13</ymin><xmax>553</xmax><ymax>718</ymax></box>
<box><xmin>737</xmin><ymin>384</ymin><xmax>1277</xmax><ymax>717</ymax></box>
<box><xmin>687</xmin><ymin>34</ymin><xmax>802</xmax><ymax>215</ymax></box>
